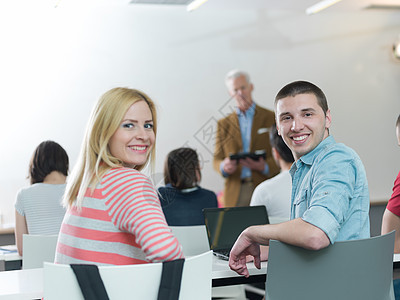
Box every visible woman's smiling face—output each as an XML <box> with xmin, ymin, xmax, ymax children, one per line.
<box><xmin>108</xmin><ymin>100</ymin><xmax>155</xmax><ymax>168</ymax></box>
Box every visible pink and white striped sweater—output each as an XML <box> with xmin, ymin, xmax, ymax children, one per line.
<box><xmin>55</xmin><ymin>167</ymin><xmax>184</xmax><ymax>265</ymax></box>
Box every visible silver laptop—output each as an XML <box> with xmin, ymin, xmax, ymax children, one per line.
<box><xmin>203</xmin><ymin>206</ymin><xmax>269</xmax><ymax>260</ymax></box>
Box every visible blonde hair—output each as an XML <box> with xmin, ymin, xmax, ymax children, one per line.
<box><xmin>64</xmin><ymin>87</ymin><xmax>157</xmax><ymax>207</ymax></box>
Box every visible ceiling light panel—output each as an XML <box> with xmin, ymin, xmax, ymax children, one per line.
<box><xmin>130</xmin><ymin>0</ymin><xmax>191</xmax><ymax>4</ymax></box>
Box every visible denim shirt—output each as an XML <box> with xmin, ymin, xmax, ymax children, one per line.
<box><xmin>289</xmin><ymin>136</ymin><xmax>370</xmax><ymax>244</ymax></box>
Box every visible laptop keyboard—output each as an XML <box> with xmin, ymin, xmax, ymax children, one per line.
<box><xmin>213</xmin><ymin>250</ymin><xmax>230</xmax><ymax>260</ymax></box>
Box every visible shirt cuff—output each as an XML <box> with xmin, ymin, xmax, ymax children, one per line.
<box><xmin>301</xmin><ymin>206</ymin><xmax>339</xmax><ymax>244</ymax></box>
<box><xmin>262</xmin><ymin>163</ymin><xmax>269</xmax><ymax>175</ymax></box>
<box><xmin>220</xmin><ymin>161</ymin><xmax>229</xmax><ymax>178</ymax></box>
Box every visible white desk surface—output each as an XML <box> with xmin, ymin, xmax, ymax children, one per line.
<box><xmin>0</xmin><ymin>257</ymin><xmax>266</xmax><ymax>299</ymax></box>
<box><xmin>2</xmin><ymin>254</ymin><xmax>396</xmax><ymax>298</ymax></box>
<box><xmin>212</xmin><ymin>255</ymin><xmax>267</xmax><ymax>279</ymax></box>
<box><xmin>0</xmin><ymin>268</ymin><xmax>43</xmax><ymax>300</ymax></box>
<box><xmin>0</xmin><ymin>245</ymin><xmax>21</xmax><ymax>262</ymax></box>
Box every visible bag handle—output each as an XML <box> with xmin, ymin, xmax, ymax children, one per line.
<box><xmin>70</xmin><ymin>264</ymin><xmax>109</xmax><ymax>300</ymax></box>
<box><xmin>157</xmin><ymin>258</ymin><xmax>185</xmax><ymax>300</ymax></box>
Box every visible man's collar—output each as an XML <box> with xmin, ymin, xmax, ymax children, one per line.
<box><xmin>299</xmin><ymin>135</ymin><xmax>335</xmax><ymax>165</ymax></box>
<box><xmin>236</xmin><ymin>102</ymin><xmax>255</xmax><ymax>116</ymax></box>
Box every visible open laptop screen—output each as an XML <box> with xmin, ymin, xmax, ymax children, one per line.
<box><xmin>203</xmin><ymin>205</ymin><xmax>269</xmax><ymax>252</ymax></box>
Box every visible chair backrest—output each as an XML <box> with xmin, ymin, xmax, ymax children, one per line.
<box><xmin>169</xmin><ymin>225</ymin><xmax>210</xmax><ymax>256</ymax></box>
<box><xmin>22</xmin><ymin>234</ymin><xmax>58</xmax><ymax>269</ymax></box>
<box><xmin>266</xmin><ymin>231</ymin><xmax>395</xmax><ymax>300</ymax></box>
<box><xmin>169</xmin><ymin>226</ymin><xmax>247</xmax><ymax>299</ymax></box>
<box><xmin>44</xmin><ymin>250</ymin><xmax>212</xmax><ymax>300</ymax></box>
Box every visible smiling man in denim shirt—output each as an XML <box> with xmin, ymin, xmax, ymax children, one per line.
<box><xmin>229</xmin><ymin>80</ymin><xmax>370</xmax><ymax>277</ymax></box>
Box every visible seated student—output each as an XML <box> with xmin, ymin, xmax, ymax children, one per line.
<box><xmin>159</xmin><ymin>147</ymin><xmax>218</xmax><ymax>226</ymax></box>
<box><xmin>55</xmin><ymin>88</ymin><xmax>183</xmax><ymax>265</ymax></box>
<box><xmin>382</xmin><ymin>114</ymin><xmax>400</xmax><ymax>252</ymax></box>
<box><xmin>381</xmin><ymin>114</ymin><xmax>400</xmax><ymax>298</ymax></box>
<box><xmin>14</xmin><ymin>140</ymin><xmax>69</xmax><ymax>256</ymax></box>
<box><xmin>229</xmin><ymin>81</ymin><xmax>370</xmax><ymax>277</ymax></box>
<box><xmin>250</xmin><ymin>124</ymin><xmax>294</xmax><ymax>224</ymax></box>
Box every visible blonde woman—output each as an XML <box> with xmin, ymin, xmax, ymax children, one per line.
<box><xmin>55</xmin><ymin>88</ymin><xmax>183</xmax><ymax>265</ymax></box>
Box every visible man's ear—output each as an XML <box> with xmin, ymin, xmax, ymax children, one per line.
<box><xmin>276</xmin><ymin>123</ymin><xmax>281</xmax><ymax>136</ymax></box>
<box><xmin>272</xmin><ymin>147</ymin><xmax>279</xmax><ymax>161</ymax></box>
<box><xmin>325</xmin><ymin>109</ymin><xmax>332</xmax><ymax>130</ymax></box>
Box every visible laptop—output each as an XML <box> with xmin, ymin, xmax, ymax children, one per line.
<box><xmin>203</xmin><ymin>205</ymin><xmax>269</xmax><ymax>260</ymax></box>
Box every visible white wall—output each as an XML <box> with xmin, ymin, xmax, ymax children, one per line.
<box><xmin>0</xmin><ymin>2</ymin><xmax>399</xmax><ymax>224</ymax></box>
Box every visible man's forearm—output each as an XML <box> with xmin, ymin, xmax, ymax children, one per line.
<box><xmin>244</xmin><ymin>218</ymin><xmax>330</xmax><ymax>251</ymax></box>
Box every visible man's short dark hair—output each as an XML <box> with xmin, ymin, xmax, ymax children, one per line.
<box><xmin>275</xmin><ymin>81</ymin><xmax>329</xmax><ymax>116</ymax></box>
<box><xmin>270</xmin><ymin>125</ymin><xmax>294</xmax><ymax>164</ymax></box>
<box><xmin>29</xmin><ymin>140</ymin><xmax>69</xmax><ymax>184</ymax></box>
<box><xmin>396</xmin><ymin>114</ymin><xmax>400</xmax><ymax>127</ymax></box>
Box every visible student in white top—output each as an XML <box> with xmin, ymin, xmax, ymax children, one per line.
<box><xmin>250</xmin><ymin>124</ymin><xmax>294</xmax><ymax>224</ymax></box>
<box><xmin>14</xmin><ymin>140</ymin><xmax>69</xmax><ymax>256</ymax></box>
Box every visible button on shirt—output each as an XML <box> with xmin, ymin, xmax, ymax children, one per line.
<box><xmin>289</xmin><ymin>136</ymin><xmax>370</xmax><ymax>243</ymax></box>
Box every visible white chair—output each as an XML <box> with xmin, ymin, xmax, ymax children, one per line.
<box><xmin>43</xmin><ymin>251</ymin><xmax>212</xmax><ymax>300</ymax></box>
<box><xmin>169</xmin><ymin>225</ymin><xmax>209</xmax><ymax>256</ymax></box>
<box><xmin>169</xmin><ymin>225</ymin><xmax>246</xmax><ymax>300</ymax></box>
<box><xmin>22</xmin><ymin>234</ymin><xmax>58</xmax><ymax>269</ymax></box>
<box><xmin>266</xmin><ymin>231</ymin><xmax>395</xmax><ymax>300</ymax></box>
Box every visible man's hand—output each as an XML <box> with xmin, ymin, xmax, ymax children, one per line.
<box><xmin>246</xmin><ymin>245</ymin><xmax>269</xmax><ymax>263</ymax></box>
<box><xmin>239</xmin><ymin>157</ymin><xmax>266</xmax><ymax>173</ymax></box>
<box><xmin>223</xmin><ymin>157</ymin><xmax>238</xmax><ymax>175</ymax></box>
<box><xmin>228</xmin><ymin>229</ymin><xmax>261</xmax><ymax>278</ymax></box>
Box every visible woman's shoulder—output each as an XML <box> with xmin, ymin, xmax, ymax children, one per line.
<box><xmin>101</xmin><ymin>167</ymin><xmax>153</xmax><ymax>188</ymax></box>
<box><xmin>158</xmin><ymin>185</ymin><xmax>178</xmax><ymax>199</ymax></box>
<box><xmin>194</xmin><ymin>187</ymin><xmax>218</xmax><ymax>204</ymax></box>
<box><xmin>196</xmin><ymin>186</ymin><xmax>217</xmax><ymax>196</ymax></box>
<box><xmin>18</xmin><ymin>183</ymin><xmax>66</xmax><ymax>195</ymax></box>
<box><xmin>104</xmin><ymin>167</ymin><xmax>149</xmax><ymax>180</ymax></box>
<box><xmin>16</xmin><ymin>185</ymin><xmax>33</xmax><ymax>200</ymax></box>
<box><xmin>158</xmin><ymin>185</ymin><xmax>175</xmax><ymax>193</ymax></box>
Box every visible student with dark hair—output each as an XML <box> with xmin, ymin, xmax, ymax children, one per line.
<box><xmin>250</xmin><ymin>124</ymin><xmax>294</xmax><ymax>224</ymax></box>
<box><xmin>159</xmin><ymin>147</ymin><xmax>218</xmax><ymax>226</ymax></box>
<box><xmin>229</xmin><ymin>81</ymin><xmax>370</xmax><ymax>277</ymax></box>
<box><xmin>15</xmin><ymin>140</ymin><xmax>69</xmax><ymax>256</ymax></box>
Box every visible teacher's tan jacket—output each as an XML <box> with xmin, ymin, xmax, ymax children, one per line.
<box><xmin>213</xmin><ymin>104</ymin><xmax>279</xmax><ymax>207</ymax></box>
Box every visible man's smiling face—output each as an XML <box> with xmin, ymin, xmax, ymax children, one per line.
<box><xmin>276</xmin><ymin>93</ymin><xmax>331</xmax><ymax>161</ymax></box>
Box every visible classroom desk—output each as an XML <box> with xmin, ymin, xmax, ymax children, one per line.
<box><xmin>0</xmin><ymin>268</ymin><xmax>42</xmax><ymax>300</ymax></box>
<box><xmin>0</xmin><ymin>247</ymin><xmax>267</xmax><ymax>279</ymax></box>
<box><xmin>394</xmin><ymin>253</ymin><xmax>400</xmax><ymax>269</ymax></box>
<box><xmin>0</xmin><ymin>245</ymin><xmax>22</xmax><ymax>271</ymax></box>
<box><xmin>0</xmin><ymin>225</ymin><xmax>15</xmax><ymax>247</ymax></box>
<box><xmin>2</xmin><ymin>254</ymin><xmax>398</xmax><ymax>298</ymax></box>
<box><xmin>212</xmin><ymin>255</ymin><xmax>267</xmax><ymax>287</ymax></box>
<box><xmin>0</xmin><ymin>256</ymin><xmax>267</xmax><ymax>299</ymax></box>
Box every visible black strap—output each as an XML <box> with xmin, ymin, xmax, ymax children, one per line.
<box><xmin>157</xmin><ymin>259</ymin><xmax>185</xmax><ymax>300</ymax></box>
<box><xmin>70</xmin><ymin>264</ymin><xmax>109</xmax><ymax>300</ymax></box>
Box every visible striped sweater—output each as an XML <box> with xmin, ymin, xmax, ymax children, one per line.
<box><xmin>55</xmin><ymin>167</ymin><xmax>184</xmax><ymax>265</ymax></box>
